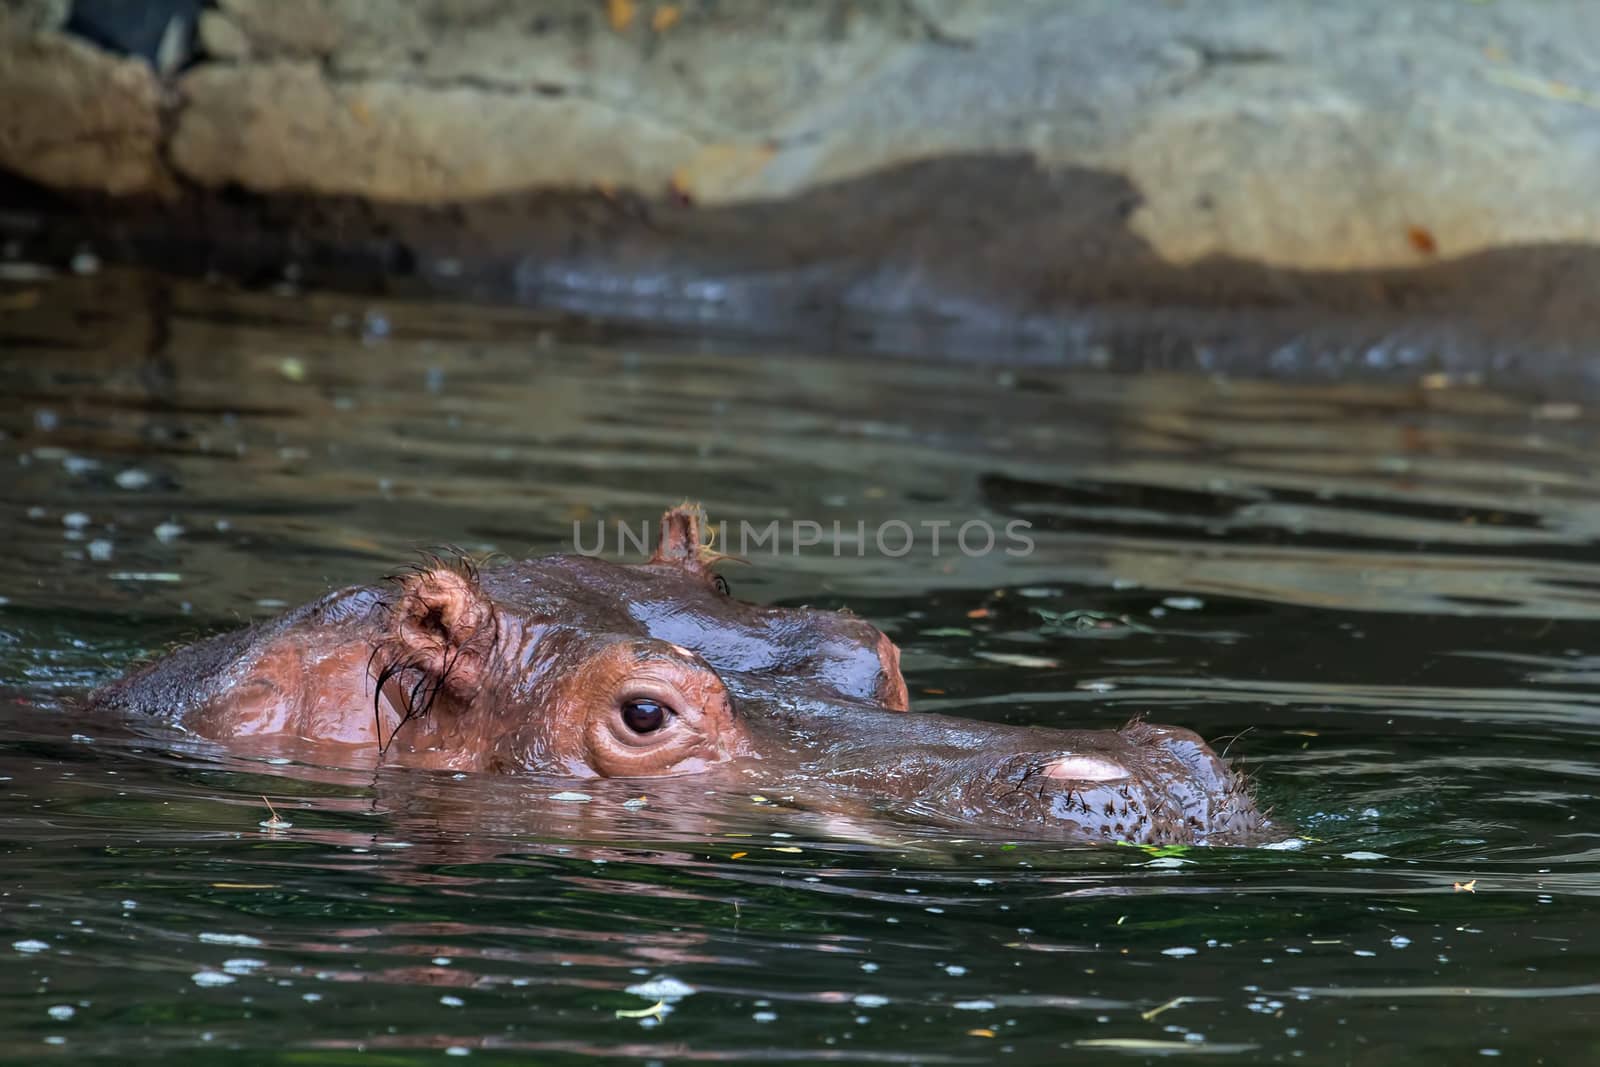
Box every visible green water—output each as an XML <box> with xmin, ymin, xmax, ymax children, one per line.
<box><xmin>3</xmin><ymin>271</ymin><xmax>1600</xmax><ymax>1063</ymax></box>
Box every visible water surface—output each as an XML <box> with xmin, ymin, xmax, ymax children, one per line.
<box><xmin>4</xmin><ymin>271</ymin><xmax>1600</xmax><ymax>1062</ymax></box>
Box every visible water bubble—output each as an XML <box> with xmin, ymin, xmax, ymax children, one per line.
<box><xmin>154</xmin><ymin>522</ymin><xmax>185</xmax><ymax>543</ymax></box>
<box><xmin>115</xmin><ymin>469</ymin><xmax>153</xmax><ymax>490</ymax></box>
<box><xmin>852</xmin><ymin>994</ymin><xmax>889</xmax><ymax>1008</ymax></box>
<box><xmin>86</xmin><ymin>540</ymin><xmax>113</xmax><ymax>562</ymax></box>
<box><xmin>12</xmin><ymin>940</ymin><xmax>50</xmax><ymax>953</ymax></box>
<box><xmin>47</xmin><ymin>1005</ymin><xmax>74</xmax><ymax>1020</ymax></box>
<box><xmin>191</xmin><ymin>971</ymin><xmax>235</xmax><ymax>987</ymax></box>
<box><xmin>1161</xmin><ymin>947</ymin><xmax>1198</xmax><ymax>957</ymax></box>
<box><xmin>440</xmin><ymin>995</ymin><xmax>464</xmax><ymax>1007</ymax></box>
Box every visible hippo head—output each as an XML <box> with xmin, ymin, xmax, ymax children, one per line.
<box><xmin>366</xmin><ymin>505</ymin><xmax>908</xmax><ymax>776</ymax></box>
<box><xmin>97</xmin><ymin>505</ymin><xmax>1267</xmax><ymax>844</ymax></box>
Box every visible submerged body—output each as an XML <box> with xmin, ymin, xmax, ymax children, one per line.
<box><xmin>92</xmin><ymin>506</ymin><xmax>1266</xmax><ymax>844</ymax></box>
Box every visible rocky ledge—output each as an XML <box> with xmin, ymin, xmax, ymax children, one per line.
<box><xmin>4</xmin><ymin>0</ymin><xmax>1600</xmax><ymax>375</ymax></box>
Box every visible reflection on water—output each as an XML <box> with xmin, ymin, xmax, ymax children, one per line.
<box><xmin>4</xmin><ymin>271</ymin><xmax>1600</xmax><ymax>1061</ymax></box>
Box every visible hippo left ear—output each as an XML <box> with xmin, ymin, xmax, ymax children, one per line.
<box><xmin>389</xmin><ymin>565</ymin><xmax>496</xmax><ymax>700</ymax></box>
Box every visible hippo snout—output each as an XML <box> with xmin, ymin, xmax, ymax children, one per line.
<box><xmin>932</xmin><ymin>723</ymin><xmax>1265</xmax><ymax>845</ymax></box>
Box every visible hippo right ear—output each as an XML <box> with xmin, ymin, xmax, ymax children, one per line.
<box><xmin>650</xmin><ymin>503</ymin><xmax>718</xmax><ymax>573</ymax></box>
<box><xmin>389</xmin><ymin>565</ymin><xmax>497</xmax><ymax>699</ymax></box>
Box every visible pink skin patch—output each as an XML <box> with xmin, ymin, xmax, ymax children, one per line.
<box><xmin>1043</xmin><ymin>755</ymin><xmax>1128</xmax><ymax>782</ymax></box>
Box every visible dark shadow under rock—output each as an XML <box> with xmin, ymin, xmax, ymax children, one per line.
<box><xmin>3</xmin><ymin>154</ymin><xmax>1598</xmax><ymax>386</ymax></box>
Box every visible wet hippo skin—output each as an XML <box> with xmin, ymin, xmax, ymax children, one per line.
<box><xmin>91</xmin><ymin>505</ymin><xmax>1267</xmax><ymax>845</ymax></box>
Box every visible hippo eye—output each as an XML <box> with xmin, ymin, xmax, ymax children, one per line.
<box><xmin>620</xmin><ymin>698</ymin><xmax>669</xmax><ymax>734</ymax></box>
<box><xmin>713</xmin><ymin>574</ymin><xmax>730</xmax><ymax>596</ymax></box>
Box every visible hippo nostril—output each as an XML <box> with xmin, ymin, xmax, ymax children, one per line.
<box><xmin>1043</xmin><ymin>755</ymin><xmax>1128</xmax><ymax>782</ymax></box>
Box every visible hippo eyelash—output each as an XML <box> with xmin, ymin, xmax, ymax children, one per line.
<box><xmin>369</xmin><ymin>645</ymin><xmax>474</xmax><ymax>756</ymax></box>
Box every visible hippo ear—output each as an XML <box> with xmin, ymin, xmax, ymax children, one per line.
<box><xmin>650</xmin><ymin>503</ymin><xmax>715</xmax><ymax>572</ymax></box>
<box><xmin>391</xmin><ymin>565</ymin><xmax>496</xmax><ymax>698</ymax></box>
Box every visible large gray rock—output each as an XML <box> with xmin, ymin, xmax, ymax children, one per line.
<box><xmin>165</xmin><ymin>0</ymin><xmax>1600</xmax><ymax>270</ymax></box>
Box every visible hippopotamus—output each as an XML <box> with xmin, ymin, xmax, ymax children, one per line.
<box><xmin>91</xmin><ymin>506</ymin><xmax>1266</xmax><ymax>845</ymax></box>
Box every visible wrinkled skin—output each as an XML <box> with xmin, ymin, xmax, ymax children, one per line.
<box><xmin>91</xmin><ymin>506</ymin><xmax>1267</xmax><ymax>845</ymax></box>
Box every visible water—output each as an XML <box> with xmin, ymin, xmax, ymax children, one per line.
<box><xmin>4</xmin><ymin>270</ymin><xmax>1600</xmax><ymax>1062</ymax></box>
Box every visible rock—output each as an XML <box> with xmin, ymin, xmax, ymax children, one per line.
<box><xmin>5</xmin><ymin>0</ymin><xmax>1600</xmax><ymax>351</ymax></box>
<box><xmin>170</xmin><ymin>61</ymin><xmax>699</xmax><ymax>201</ymax></box>
<box><xmin>0</xmin><ymin>28</ymin><xmax>169</xmax><ymax>195</ymax></box>
<box><xmin>0</xmin><ymin>0</ymin><xmax>68</xmax><ymax>35</ymax></box>
<box><xmin>168</xmin><ymin>0</ymin><xmax>1600</xmax><ymax>268</ymax></box>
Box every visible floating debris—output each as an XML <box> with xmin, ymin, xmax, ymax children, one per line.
<box><xmin>1141</xmin><ymin>995</ymin><xmax>1200</xmax><ymax>1021</ymax></box>
<box><xmin>615</xmin><ymin>999</ymin><xmax>666</xmax><ymax>1020</ymax></box>
<box><xmin>259</xmin><ymin>796</ymin><xmax>292</xmax><ymax>830</ymax></box>
<box><xmin>199</xmin><ymin>932</ymin><xmax>263</xmax><ymax>947</ymax></box>
<box><xmin>974</xmin><ymin>651</ymin><xmax>1060</xmax><ymax>669</ymax></box>
<box><xmin>550</xmin><ymin>791</ymin><xmax>592</xmax><ymax>803</ymax></box>
<box><xmin>625</xmin><ymin>976</ymin><xmax>694</xmax><ymax>1000</ymax></box>
<box><xmin>114</xmin><ymin>469</ymin><xmax>152</xmax><ymax>490</ymax></box>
